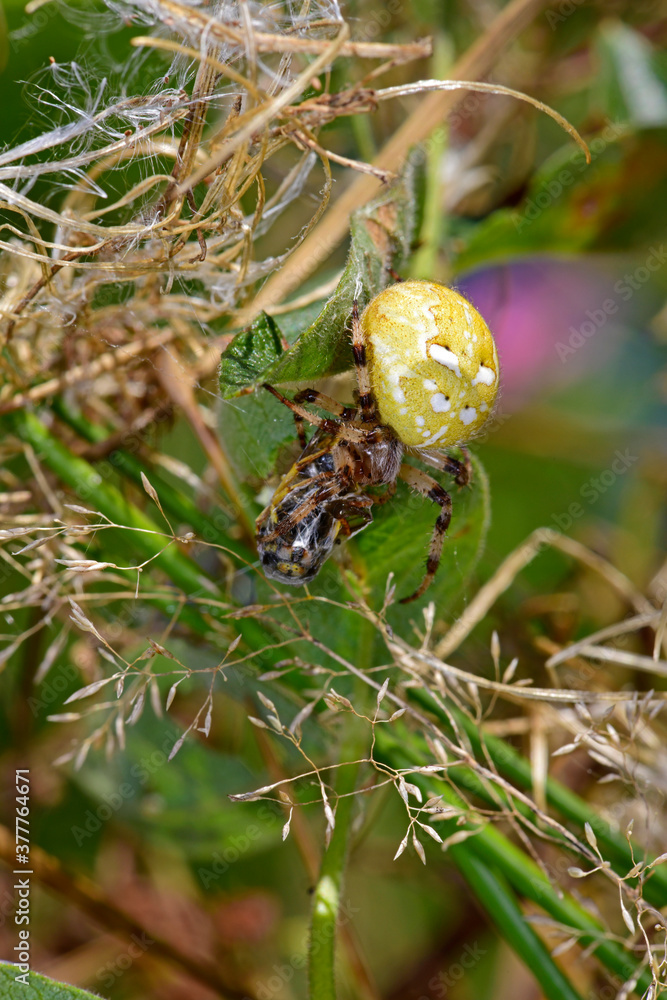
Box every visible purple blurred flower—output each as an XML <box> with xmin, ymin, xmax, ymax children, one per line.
<box><xmin>458</xmin><ymin>259</ymin><xmax>619</xmax><ymax>408</ymax></box>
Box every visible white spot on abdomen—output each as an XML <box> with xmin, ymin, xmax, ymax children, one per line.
<box><xmin>429</xmin><ymin>344</ymin><xmax>461</xmax><ymax>377</ymax></box>
<box><xmin>415</xmin><ymin>415</ymin><xmax>425</xmax><ymax>427</ymax></box>
<box><xmin>459</xmin><ymin>407</ymin><xmax>477</xmax><ymax>425</ymax></box>
<box><xmin>430</xmin><ymin>393</ymin><xmax>451</xmax><ymax>413</ymax></box>
<box><xmin>422</xmin><ymin>425</ymin><xmax>449</xmax><ymax>446</ymax></box>
<box><xmin>472</xmin><ymin>364</ymin><xmax>495</xmax><ymax>386</ymax></box>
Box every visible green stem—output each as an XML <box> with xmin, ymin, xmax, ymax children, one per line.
<box><xmin>406</xmin><ymin>686</ymin><xmax>667</xmax><ymax>907</ymax></box>
<box><xmin>449</xmin><ymin>849</ymin><xmax>585</xmax><ymax>1000</ymax></box>
<box><xmin>351</xmin><ymin>110</ymin><xmax>376</xmax><ymax>166</ymax></box>
<box><xmin>409</xmin><ymin>34</ymin><xmax>451</xmax><ymax>280</ymax></box>
<box><xmin>51</xmin><ymin>397</ymin><xmax>251</xmax><ymax>561</ymax></box>
<box><xmin>6</xmin><ymin>409</ymin><xmax>272</xmax><ymax>654</ymax></box>
<box><xmin>375</xmin><ymin>731</ymin><xmax>652</xmax><ymax>997</ymax></box>
<box><xmin>473</xmin><ymin>818</ymin><xmax>647</xmax><ymax>992</ymax></box>
<box><xmin>309</xmin><ymin>624</ymin><xmax>376</xmax><ymax>999</ymax></box>
<box><xmin>10</xmin><ymin>410</ymin><xmax>211</xmax><ymax>596</ymax></box>
<box><xmin>308</xmin><ymin>756</ymin><xmax>359</xmax><ymax>1000</ymax></box>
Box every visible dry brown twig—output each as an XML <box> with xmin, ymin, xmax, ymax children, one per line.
<box><xmin>0</xmin><ymin>2</ymin><xmax>437</xmax><ymax>533</ymax></box>
<box><xmin>239</xmin><ymin>0</ymin><xmax>564</xmax><ymax>322</ymax></box>
<box><xmin>0</xmin><ymin>0</ymin><xmax>587</xmax><ymax>421</ymax></box>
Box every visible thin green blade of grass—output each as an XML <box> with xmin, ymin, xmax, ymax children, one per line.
<box><xmin>449</xmin><ymin>849</ymin><xmax>586</xmax><ymax>1000</ymax></box>
<box><xmin>375</xmin><ymin>732</ymin><xmax>652</xmax><ymax>997</ymax></box>
<box><xmin>51</xmin><ymin>397</ymin><xmax>252</xmax><ymax>561</ymax></box>
<box><xmin>6</xmin><ymin>410</ymin><xmax>272</xmax><ymax>655</ymax></box>
<box><xmin>406</xmin><ymin>686</ymin><xmax>667</xmax><ymax>907</ymax></box>
<box><xmin>9</xmin><ymin>410</ymin><xmax>212</xmax><ymax>594</ymax></box>
<box><xmin>388</xmin><ymin>714</ymin><xmax>665</xmax><ymax>925</ymax></box>
<box><xmin>309</xmin><ymin>758</ymin><xmax>361</xmax><ymax>1000</ymax></box>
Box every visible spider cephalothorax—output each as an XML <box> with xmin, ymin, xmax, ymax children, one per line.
<box><xmin>255</xmin><ymin>280</ymin><xmax>499</xmax><ymax>603</ymax></box>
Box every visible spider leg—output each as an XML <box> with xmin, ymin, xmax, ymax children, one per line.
<box><xmin>293</xmin><ymin>444</ymin><xmax>333</xmax><ymax>472</ymax></box>
<box><xmin>398</xmin><ymin>464</ymin><xmax>452</xmax><ymax>604</ymax></box>
<box><xmin>293</xmin><ymin>388</ymin><xmax>356</xmax><ymax>421</ymax></box>
<box><xmin>327</xmin><ymin>494</ymin><xmax>373</xmax><ymax>536</ymax></box>
<box><xmin>351</xmin><ymin>300</ymin><xmax>377</xmax><ymax>423</ymax></box>
<box><xmin>417</xmin><ymin>447</ymin><xmax>472</xmax><ymax>487</ymax></box>
<box><xmin>264</xmin><ymin>382</ymin><xmax>382</xmax><ymax>446</ymax></box>
<box><xmin>293</xmin><ymin>411</ymin><xmax>307</xmax><ymax>450</ymax></box>
<box><xmin>458</xmin><ymin>446</ymin><xmax>473</xmax><ymax>486</ymax></box>
<box><xmin>262</xmin><ymin>383</ymin><xmax>340</xmax><ymax>434</ymax></box>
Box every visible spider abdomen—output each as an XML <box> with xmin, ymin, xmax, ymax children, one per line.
<box><xmin>361</xmin><ymin>280</ymin><xmax>499</xmax><ymax>449</ymax></box>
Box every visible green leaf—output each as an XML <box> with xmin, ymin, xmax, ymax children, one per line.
<box><xmin>219</xmin><ymin>389</ymin><xmax>302</xmax><ymax>487</ymax></box>
<box><xmin>355</xmin><ymin>451</ymin><xmax>490</xmax><ymax>620</ymax></box>
<box><xmin>452</xmin><ymin>128</ymin><xmax>667</xmax><ymax>272</ymax></box>
<box><xmin>273</xmin><ymin>295</ymin><xmax>331</xmax><ymax>342</ymax></box>
<box><xmin>219</xmin><ymin>152</ymin><xmax>422</xmax><ymax>397</ymax></box>
<box><xmin>67</xmin><ymin>706</ymin><xmax>287</xmax><ymax>860</ymax></box>
<box><xmin>376</xmin><ymin>733</ymin><xmax>653</xmax><ymax>998</ymax></box>
<box><xmin>254</xmin><ymin>450</ymin><xmax>489</xmax><ymax>664</ymax></box>
<box><xmin>218</xmin><ymin>312</ymin><xmax>286</xmax><ymax>400</ymax></box>
<box><xmin>0</xmin><ymin>963</ymin><xmax>105</xmax><ymax>1000</ymax></box>
<box><xmin>449</xmin><ymin>854</ymin><xmax>585</xmax><ymax>1000</ymax></box>
<box><xmin>596</xmin><ymin>21</ymin><xmax>667</xmax><ymax>128</ymax></box>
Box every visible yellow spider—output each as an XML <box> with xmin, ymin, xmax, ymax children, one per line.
<box><xmin>256</xmin><ymin>280</ymin><xmax>499</xmax><ymax>602</ymax></box>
